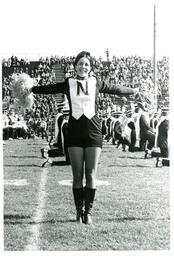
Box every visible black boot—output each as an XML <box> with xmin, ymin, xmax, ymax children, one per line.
<box><xmin>84</xmin><ymin>187</ymin><xmax>96</xmax><ymax>225</ymax></box>
<box><xmin>72</xmin><ymin>187</ymin><xmax>84</xmax><ymax>223</ymax></box>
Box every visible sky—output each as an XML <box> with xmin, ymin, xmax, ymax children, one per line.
<box><xmin>0</xmin><ymin>0</ymin><xmax>172</xmax><ymax>61</ymax></box>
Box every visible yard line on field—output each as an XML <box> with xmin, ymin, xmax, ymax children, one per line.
<box><xmin>4</xmin><ymin>179</ymin><xmax>28</xmax><ymax>186</ymax></box>
<box><xmin>25</xmin><ymin>167</ymin><xmax>48</xmax><ymax>251</ymax></box>
<box><xmin>58</xmin><ymin>179</ymin><xmax>110</xmax><ymax>186</ymax></box>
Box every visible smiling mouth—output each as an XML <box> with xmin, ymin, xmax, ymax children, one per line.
<box><xmin>79</xmin><ymin>71</ymin><xmax>87</xmax><ymax>74</ymax></box>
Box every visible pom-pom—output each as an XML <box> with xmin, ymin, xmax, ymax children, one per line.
<box><xmin>10</xmin><ymin>73</ymin><xmax>35</xmax><ymax>109</ymax></box>
<box><xmin>14</xmin><ymin>94</ymin><xmax>34</xmax><ymax>109</ymax></box>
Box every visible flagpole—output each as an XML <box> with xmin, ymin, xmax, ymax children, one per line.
<box><xmin>153</xmin><ymin>5</ymin><xmax>157</xmax><ymax>111</ymax></box>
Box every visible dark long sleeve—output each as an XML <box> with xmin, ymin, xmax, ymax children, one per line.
<box><xmin>31</xmin><ymin>81</ymin><xmax>68</xmax><ymax>95</ymax></box>
<box><xmin>98</xmin><ymin>79</ymin><xmax>135</xmax><ymax>96</ymax></box>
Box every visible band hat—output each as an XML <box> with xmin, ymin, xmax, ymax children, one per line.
<box><xmin>134</xmin><ymin>91</ymin><xmax>152</xmax><ymax>105</ymax></box>
<box><xmin>126</xmin><ymin>104</ymin><xmax>133</xmax><ymax>113</ymax></box>
<box><xmin>134</xmin><ymin>101</ymin><xmax>148</xmax><ymax>111</ymax></box>
<box><xmin>111</xmin><ymin>110</ymin><xmax>122</xmax><ymax>114</ymax></box>
<box><xmin>161</xmin><ymin>106</ymin><xmax>169</xmax><ymax>113</ymax></box>
<box><xmin>126</xmin><ymin>109</ymin><xmax>133</xmax><ymax>115</ymax></box>
<box><xmin>112</xmin><ymin>111</ymin><xmax>123</xmax><ymax>117</ymax></box>
<box><xmin>62</xmin><ymin>109</ymin><xmax>70</xmax><ymax>116</ymax></box>
<box><xmin>57</xmin><ymin>102</ymin><xmax>67</xmax><ymax>108</ymax></box>
<box><xmin>3</xmin><ymin>102</ymin><xmax>9</xmax><ymax>111</ymax></box>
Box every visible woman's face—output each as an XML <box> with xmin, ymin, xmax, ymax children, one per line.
<box><xmin>75</xmin><ymin>57</ymin><xmax>91</xmax><ymax>78</ymax></box>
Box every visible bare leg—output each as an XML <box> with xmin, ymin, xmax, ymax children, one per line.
<box><xmin>68</xmin><ymin>147</ymin><xmax>84</xmax><ymax>188</ymax></box>
<box><xmin>84</xmin><ymin>147</ymin><xmax>101</xmax><ymax>188</ymax></box>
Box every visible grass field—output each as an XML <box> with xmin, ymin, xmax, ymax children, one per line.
<box><xmin>3</xmin><ymin>138</ymin><xmax>170</xmax><ymax>251</ymax></box>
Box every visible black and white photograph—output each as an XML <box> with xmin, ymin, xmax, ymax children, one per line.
<box><xmin>0</xmin><ymin>0</ymin><xmax>173</xmax><ymax>254</ymax></box>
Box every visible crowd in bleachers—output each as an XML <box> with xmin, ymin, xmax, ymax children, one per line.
<box><xmin>2</xmin><ymin>54</ymin><xmax>169</xmax><ymax>142</ymax></box>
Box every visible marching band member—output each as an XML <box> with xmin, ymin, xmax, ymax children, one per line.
<box><xmin>134</xmin><ymin>102</ymin><xmax>155</xmax><ymax>155</ymax></box>
<box><xmin>154</xmin><ymin>108</ymin><xmax>169</xmax><ymax>158</ymax></box>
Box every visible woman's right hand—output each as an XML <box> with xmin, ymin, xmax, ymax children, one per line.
<box><xmin>28</xmin><ymin>87</ymin><xmax>33</xmax><ymax>94</ymax></box>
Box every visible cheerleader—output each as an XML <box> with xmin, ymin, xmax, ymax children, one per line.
<box><xmin>13</xmin><ymin>51</ymin><xmax>139</xmax><ymax>225</ymax></box>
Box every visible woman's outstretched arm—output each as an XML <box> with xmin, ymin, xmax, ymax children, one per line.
<box><xmin>98</xmin><ymin>79</ymin><xmax>138</xmax><ymax>96</ymax></box>
<box><xmin>31</xmin><ymin>81</ymin><xmax>68</xmax><ymax>95</ymax></box>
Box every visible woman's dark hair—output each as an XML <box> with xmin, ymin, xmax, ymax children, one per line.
<box><xmin>74</xmin><ymin>51</ymin><xmax>93</xmax><ymax>68</ymax></box>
